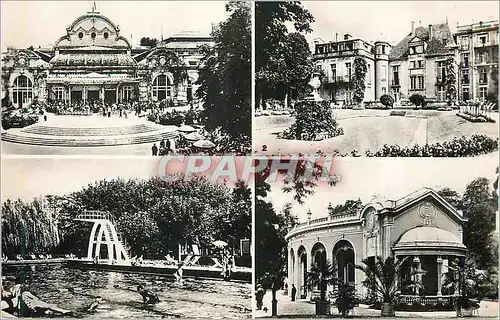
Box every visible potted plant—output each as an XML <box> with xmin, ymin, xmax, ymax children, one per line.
<box><xmin>356</xmin><ymin>256</ymin><xmax>407</xmax><ymax>317</ymax></box>
<box><xmin>331</xmin><ymin>282</ymin><xmax>357</xmax><ymax>317</ymax></box>
<box><xmin>306</xmin><ymin>259</ymin><xmax>338</xmax><ymax>315</ymax></box>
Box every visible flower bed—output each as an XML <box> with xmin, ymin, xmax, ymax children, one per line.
<box><xmin>390</xmin><ymin>110</ymin><xmax>406</xmax><ymax>116</ymax></box>
<box><xmin>2</xmin><ymin>113</ymin><xmax>39</xmax><ymax>129</ymax></box>
<box><xmin>279</xmin><ymin>100</ymin><xmax>344</xmax><ymax>141</ymax></box>
<box><xmin>457</xmin><ymin>112</ymin><xmax>496</xmax><ymax>123</ymax></box>
<box><xmin>365</xmin><ymin>134</ymin><xmax>498</xmax><ymax>157</ymax></box>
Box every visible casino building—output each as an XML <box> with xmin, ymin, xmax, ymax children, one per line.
<box><xmin>1</xmin><ymin>8</ymin><xmax>213</xmax><ymax>109</ymax></box>
<box><xmin>286</xmin><ymin>188</ymin><xmax>467</xmax><ymax>301</ymax></box>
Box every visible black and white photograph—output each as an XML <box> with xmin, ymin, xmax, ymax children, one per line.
<box><xmin>1</xmin><ymin>157</ymin><xmax>252</xmax><ymax>318</ymax></box>
<box><xmin>255</xmin><ymin>157</ymin><xmax>498</xmax><ymax>318</ymax></box>
<box><xmin>254</xmin><ymin>1</ymin><xmax>498</xmax><ymax>157</ymax></box>
<box><xmin>1</xmin><ymin>1</ymin><xmax>251</xmax><ymax>155</ymax></box>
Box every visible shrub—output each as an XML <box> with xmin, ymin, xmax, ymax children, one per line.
<box><xmin>279</xmin><ymin>100</ymin><xmax>344</xmax><ymax>141</ymax></box>
<box><xmin>390</xmin><ymin>110</ymin><xmax>406</xmax><ymax>116</ymax></box>
<box><xmin>409</xmin><ymin>94</ymin><xmax>426</xmax><ymax>107</ymax></box>
<box><xmin>148</xmin><ymin>110</ymin><xmax>186</xmax><ymax>126</ymax></box>
<box><xmin>365</xmin><ymin>134</ymin><xmax>498</xmax><ymax>157</ymax></box>
<box><xmin>1</xmin><ymin>112</ymin><xmax>38</xmax><ymax>129</ymax></box>
<box><xmin>380</xmin><ymin>94</ymin><xmax>394</xmax><ymax>108</ymax></box>
<box><xmin>457</xmin><ymin>112</ymin><xmax>495</xmax><ymax>123</ymax></box>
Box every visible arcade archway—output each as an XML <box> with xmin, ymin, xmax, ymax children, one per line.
<box><xmin>333</xmin><ymin>240</ymin><xmax>355</xmax><ymax>284</ymax></box>
<box><xmin>297</xmin><ymin>245</ymin><xmax>307</xmax><ymax>299</ymax></box>
<box><xmin>152</xmin><ymin>74</ymin><xmax>172</xmax><ymax>101</ymax></box>
<box><xmin>12</xmin><ymin>75</ymin><xmax>33</xmax><ymax>109</ymax></box>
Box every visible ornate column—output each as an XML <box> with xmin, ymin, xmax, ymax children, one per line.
<box><xmin>437</xmin><ymin>256</ymin><xmax>443</xmax><ymax>296</ymax></box>
<box><xmin>287</xmin><ymin>247</ymin><xmax>292</xmax><ymax>297</ymax></box>
<box><xmin>413</xmin><ymin>255</ymin><xmax>421</xmax><ymax>295</ymax></box>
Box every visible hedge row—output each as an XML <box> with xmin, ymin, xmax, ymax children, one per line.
<box><xmin>365</xmin><ymin>134</ymin><xmax>498</xmax><ymax>157</ymax></box>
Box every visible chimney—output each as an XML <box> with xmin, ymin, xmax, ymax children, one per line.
<box><xmin>411</xmin><ymin>21</ymin><xmax>415</xmax><ymax>36</ymax></box>
<box><xmin>429</xmin><ymin>24</ymin><xmax>433</xmax><ymax>39</ymax></box>
<box><xmin>335</xmin><ymin>32</ymin><xmax>338</xmax><ymax>42</ymax></box>
<box><xmin>344</xmin><ymin>33</ymin><xmax>351</xmax><ymax>40</ymax></box>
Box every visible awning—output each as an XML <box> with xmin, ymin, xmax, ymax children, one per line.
<box><xmin>393</xmin><ymin>226</ymin><xmax>466</xmax><ymax>256</ymax></box>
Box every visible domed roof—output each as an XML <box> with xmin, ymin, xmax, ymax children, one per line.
<box><xmin>395</xmin><ymin>226</ymin><xmax>465</xmax><ymax>249</ymax></box>
<box><xmin>50</xmin><ymin>53</ymin><xmax>136</xmax><ymax>67</ymax></box>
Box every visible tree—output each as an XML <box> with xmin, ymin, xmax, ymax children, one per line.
<box><xmin>282</xmin><ymin>32</ymin><xmax>314</xmax><ymax>102</ymax></box>
<box><xmin>352</xmin><ymin>57</ymin><xmax>367</xmax><ymax>104</ymax></box>
<box><xmin>255</xmin><ymin>2</ymin><xmax>314</xmax><ymax>104</ymax></box>
<box><xmin>356</xmin><ymin>256</ymin><xmax>407</xmax><ymax>316</ymax></box>
<box><xmin>487</xmin><ymin>65</ymin><xmax>498</xmax><ymax>106</ymax></box>
<box><xmin>196</xmin><ymin>2</ymin><xmax>251</xmax><ymax>151</ymax></box>
<box><xmin>437</xmin><ymin>187</ymin><xmax>463</xmax><ymax>211</ymax></box>
<box><xmin>461</xmin><ymin>177</ymin><xmax>497</xmax><ymax>270</ymax></box>
<box><xmin>140</xmin><ymin>37</ymin><xmax>158</xmax><ymax>47</ymax></box>
<box><xmin>328</xmin><ymin>199</ymin><xmax>363</xmax><ymax>217</ymax></box>
<box><xmin>306</xmin><ymin>259</ymin><xmax>338</xmax><ymax>314</ymax></box>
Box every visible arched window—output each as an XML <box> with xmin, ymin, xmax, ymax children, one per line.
<box><xmin>12</xmin><ymin>75</ymin><xmax>33</xmax><ymax>108</ymax></box>
<box><xmin>152</xmin><ymin>74</ymin><xmax>172</xmax><ymax>101</ymax></box>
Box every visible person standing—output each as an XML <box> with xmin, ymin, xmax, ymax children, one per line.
<box><xmin>166</xmin><ymin>139</ymin><xmax>171</xmax><ymax>153</ymax></box>
<box><xmin>160</xmin><ymin>138</ymin><xmax>165</xmax><ymax>149</ymax></box>
<box><xmin>152</xmin><ymin>143</ymin><xmax>158</xmax><ymax>156</ymax></box>
<box><xmin>291</xmin><ymin>284</ymin><xmax>297</xmax><ymax>301</ymax></box>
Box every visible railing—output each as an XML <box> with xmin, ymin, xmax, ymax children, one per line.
<box><xmin>398</xmin><ymin>295</ymin><xmax>457</xmax><ymax>305</ymax></box>
<box><xmin>475</xmin><ymin>57</ymin><xmax>499</xmax><ymax>65</ymax></box>
<box><xmin>75</xmin><ymin>210</ymin><xmax>112</xmax><ymax>221</ymax></box>
<box><xmin>290</xmin><ymin>210</ymin><xmax>359</xmax><ymax>232</ymax></box>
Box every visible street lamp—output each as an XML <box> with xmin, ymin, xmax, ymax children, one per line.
<box><xmin>307</xmin><ymin>209</ymin><xmax>312</xmax><ymax>222</ymax></box>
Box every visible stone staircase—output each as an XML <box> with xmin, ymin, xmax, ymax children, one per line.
<box><xmin>21</xmin><ymin>123</ymin><xmax>157</xmax><ymax>136</ymax></box>
<box><xmin>2</xmin><ymin>126</ymin><xmax>179</xmax><ymax>147</ymax></box>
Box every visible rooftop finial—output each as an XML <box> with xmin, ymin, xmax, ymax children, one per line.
<box><xmin>92</xmin><ymin>1</ymin><xmax>96</xmax><ymax>12</ymax></box>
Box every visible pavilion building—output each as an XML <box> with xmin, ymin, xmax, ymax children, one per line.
<box><xmin>286</xmin><ymin>188</ymin><xmax>467</xmax><ymax>302</ymax></box>
<box><xmin>1</xmin><ymin>8</ymin><xmax>214</xmax><ymax>109</ymax></box>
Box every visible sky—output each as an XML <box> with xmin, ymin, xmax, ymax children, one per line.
<box><xmin>1</xmin><ymin>157</ymin><xmax>243</xmax><ymax>202</ymax></box>
<box><xmin>301</xmin><ymin>1</ymin><xmax>500</xmax><ymax>46</ymax></box>
<box><xmin>268</xmin><ymin>156</ymin><xmax>498</xmax><ymax>222</ymax></box>
<box><xmin>1</xmin><ymin>1</ymin><xmax>228</xmax><ymax>51</ymax></box>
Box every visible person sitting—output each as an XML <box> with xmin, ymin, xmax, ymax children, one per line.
<box><xmin>137</xmin><ymin>285</ymin><xmax>159</xmax><ymax>304</ymax></box>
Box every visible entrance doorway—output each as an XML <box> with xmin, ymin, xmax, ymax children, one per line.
<box><xmin>71</xmin><ymin>90</ymin><xmax>82</xmax><ymax>102</ymax></box>
<box><xmin>104</xmin><ymin>90</ymin><xmax>116</xmax><ymax>104</ymax></box>
<box><xmin>87</xmin><ymin>90</ymin><xmax>99</xmax><ymax>102</ymax></box>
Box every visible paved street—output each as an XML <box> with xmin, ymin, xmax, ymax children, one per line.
<box><xmin>254</xmin><ymin>290</ymin><xmax>498</xmax><ymax>319</ymax></box>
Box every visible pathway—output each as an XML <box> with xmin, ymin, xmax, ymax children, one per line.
<box><xmin>254</xmin><ymin>290</ymin><xmax>498</xmax><ymax>319</ymax></box>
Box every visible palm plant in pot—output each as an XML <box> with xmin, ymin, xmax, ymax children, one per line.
<box><xmin>306</xmin><ymin>259</ymin><xmax>338</xmax><ymax>315</ymax></box>
<box><xmin>356</xmin><ymin>256</ymin><xmax>407</xmax><ymax>317</ymax></box>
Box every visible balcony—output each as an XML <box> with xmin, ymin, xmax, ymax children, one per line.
<box><xmin>475</xmin><ymin>57</ymin><xmax>499</xmax><ymax>65</ymax></box>
<box><xmin>286</xmin><ymin>210</ymin><xmax>359</xmax><ymax>240</ymax></box>
<box><xmin>474</xmin><ymin>38</ymin><xmax>498</xmax><ymax>48</ymax></box>
<box><xmin>328</xmin><ymin>75</ymin><xmax>351</xmax><ymax>83</ymax></box>
<box><xmin>391</xmin><ymin>80</ymin><xmax>401</xmax><ymax>87</ymax></box>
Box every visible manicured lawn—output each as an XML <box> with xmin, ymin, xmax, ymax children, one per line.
<box><xmin>254</xmin><ymin>110</ymin><xmax>499</xmax><ymax>155</ymax></box>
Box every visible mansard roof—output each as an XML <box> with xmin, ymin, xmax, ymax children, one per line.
<box><xmin>389</xmin><ymin>23</ymin><xmax>456</xmax><ymax>61</ymax></box>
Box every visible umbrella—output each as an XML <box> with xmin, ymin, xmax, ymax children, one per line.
<box><xmin>193</xmin><ymin>139</ymin><xmax>216</xmax><ymax>149</ymax></box>
<box><xmin>178</xmin><ymin>125</ymin><xmax>196</xmax><ymax>133</ymax></box>
<box><xmin>185</xmin><ymin>132</ymin><xmax>204</xmax><ymax>142</ymax></box>
<box><xmin>212</xmin><ymin>240</ymin><xmax>228</xmax><ymax>247</ymax></box>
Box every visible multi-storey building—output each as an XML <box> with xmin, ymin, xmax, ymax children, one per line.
<box><xmin>313</xmin><ymin>20</ymin><xmax>497</xmax><ymax>106</ymax></box>
<box><xmin>1</xmin><ymin>8</ymin><xmax>213</xmax><ymax>109</ymax></box>
<box><xmin>313</xmin><ymin>34</ymin><xmax>390</xmax><ymax>105</ymax></box>
<box><xmin>389</xmin><ymin>22</ymin><xmax>458</xmax><ymax>104</ymax></box>
<box><xmin>454</xmin><ymin>20</ymin><xmax>499</xmax><ymax>102</ymax></box>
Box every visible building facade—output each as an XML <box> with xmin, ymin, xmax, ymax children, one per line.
<box><xmin>1</xmin><ymin>9</ymin><xmax>213</xmax><ymax>109</ymax></box>
<box><xmin>286</xmin><ymin>188</ymin><xmax>467</xmax><ymax>300</ymax></box>
<box><xmin>454</xmin><ymin>20</ymin><xmax>499</xmax><ymax>102</ymax></box>
<box><xmin>313</xmin><ymin>20</ymin><xmax>498</xmax><ymax>105</ymax></box>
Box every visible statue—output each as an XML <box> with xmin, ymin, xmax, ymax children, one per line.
<box><xmin>305</xmin><ymin>72</ymin><xmax>323</xmax><ymax>102</ymax></box>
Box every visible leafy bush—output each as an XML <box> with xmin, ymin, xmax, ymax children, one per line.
<box><xmin>2</xmin><ymin>112</ymin><xmax>38</xmax><ymax>129</ymax></box>
<box><xmin>409</xmin><ymin>94</ymin><xmax>426</xmax><ymax>107</ymax></box>
<box><xmin>280</xmin><ymin>100</ymin><xmax>344</xmax><ymax>141</ymax></box>
<box><xmin>365</xmin><ymin>134</ymin><xmax>498</xmax><ymax>157</ymax></box>
<box><xmin>148</xmin><ymin>110</ymin><xmax>185</xmax><ymax>126</ymax></box>
<box><xmin>380</xmin><ymin>94</ymin><xmax>394</xmax><ymax>108</ymax></box>
<box><xmin>423</xmin><ymin>102</ymin><xmax>448</xmax><ymax>110</ymax></box>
